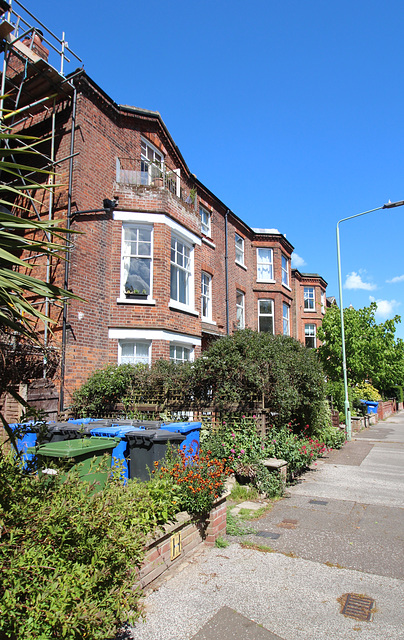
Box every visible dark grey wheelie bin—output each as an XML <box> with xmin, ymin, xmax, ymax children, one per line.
<box><xmin>126</xmin><ymin>429</ymin><xmax>185</xmax><ymax>481</ymax></box>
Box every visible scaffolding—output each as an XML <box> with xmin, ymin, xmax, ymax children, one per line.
<box><xmin>0</xmin><ymin>1</ymin><xmax>82</xmax><ymax>384</ymax></box>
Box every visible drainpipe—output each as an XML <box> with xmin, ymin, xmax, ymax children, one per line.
<box><xmin>225</xmin><ymin>209</ymin><xmax>229</xmax><ymax>335</ymax></box>
<box><xmin>59</xmin><ymin>86</ymin><xmax>77</xmax><ymax>413</ymax></box>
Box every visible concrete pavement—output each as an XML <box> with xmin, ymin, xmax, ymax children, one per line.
<box><xmin>128</xmin><ymin>413</ymin><xmax>404</xmax><ymax>640</ymax></box>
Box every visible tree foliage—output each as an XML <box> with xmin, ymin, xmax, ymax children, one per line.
<box><xmin>317</xmin><ymin>303</ymin><xmax>404</xmax><ymax>395</ymax></box>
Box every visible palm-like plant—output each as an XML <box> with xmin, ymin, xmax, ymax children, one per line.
<box><xmin>0</xmin><ymin>113</ymin><xmax>80</xmax><ymax>450</ymax></box>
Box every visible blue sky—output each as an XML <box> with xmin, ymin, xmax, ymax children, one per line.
<box><xmin>17</xmin><ymin>0</ymin><xmax>404</xmax><ymax>338</ymax></box>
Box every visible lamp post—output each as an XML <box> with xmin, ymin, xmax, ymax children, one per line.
<box><xmin>336</xmin><ymin>199</ymin><xmax>404</xmax><ymax>441</ymax></box>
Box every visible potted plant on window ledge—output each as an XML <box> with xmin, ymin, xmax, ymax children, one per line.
<box><xmin>125</xmin><ymin>287</ymin><xmax>148</xmax><ymax>300</ymax></box>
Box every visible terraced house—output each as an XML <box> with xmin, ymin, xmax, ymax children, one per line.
<box><xmin>0</xmin><ymin>2</ymin><xmax>327</xmax><ymax>413</ymax></box>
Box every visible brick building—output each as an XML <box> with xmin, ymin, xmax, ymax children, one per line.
<box><xmin>0</xmin><ymin>5</ymin><xmax>327</xmax><ymax>412</ymax></box>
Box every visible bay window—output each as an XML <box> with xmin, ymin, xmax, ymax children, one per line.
<box><xmin>305</xmin><ymin>324</ymin><xmax>316</xmax><ymax>348</ymax></box>
<box><xmin>121</xmin><ymin>224</ymin><xmax>152</xmax><ymax>298</ymax></box>
<box><xmin>304</xmin><ymin>286</ymin><xmax>315</xmax><ymax>310</ymax></box>
<box><xmin>282</xmin><ymin>303</ymin><xmax>290</xmax><ymax>336</ymax></box>
<box><xmin>119</xmin><ymin>340</ymin><xmax>151</xmax><ymax>365</ymax></box>
<box><xmin>236</xmin><ymin>290</ymin><xmax>245</xmax><ymax>329</ymax></box>
<box><xmin>257</xmin><ymin>248</ymin><xmax>274</xmax><ymax>281</ymax></box>
<box><xmin>258</xmin><ymin>299</ymin><xmax>274</xmax><ymax>333</ymax></box>
<box><xmin>201</xmin><ymin>272</ymin><xmax>212</xmax><ymax>321</ymax></box>
<box><xmin>170</xmin><ymin>233</ymin><xmax>193</xmax><ymax>309</ymax></box>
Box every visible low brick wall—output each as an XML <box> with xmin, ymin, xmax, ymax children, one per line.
<box><xmin>378</xmin><ymin>399</ymin><xmax>396</xmax><ymax>421</ymax></box>
<box><xmin>138</xmin><ymin>494</ymin><xmax>227</xmax><ymax>589</ymax></box>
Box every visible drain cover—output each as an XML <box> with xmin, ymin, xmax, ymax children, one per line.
<box><xmin>339</xmin><ymin>593</ymin><xmax>375</xmax><ymax>621</ymax></box>
<box><xmin>277</xmin><ymin>519</ymin><xmax>298</xmax><ymax>529</ymax></box>
<box><xmin>309</xmin><ymin>499</ymin><xmax>328</xmax><ymax>505</ymax></box>
<box><xmin>256</xmin><ymin>531</ymin><xmax>281</xmax><ymax>540</ymax></box>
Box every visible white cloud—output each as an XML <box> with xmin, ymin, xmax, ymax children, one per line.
<box><xmin>369</xmin><ymin>296</ymin><xmax>400</xmax><ymax>319</ymax></box>
<box><xmin>344</xmin><ymin>271</ymin><xmax>376</xmax><ymax>291</ymax></box>
<box><xmin>291</xmin><ymin>252</ymin><xmax>306</xmax><ymax>268</ymax></box>
<box><xmin>386</xmin><ymin>274</ymin><xmax>404</xmax><ymax>284</ymax></box>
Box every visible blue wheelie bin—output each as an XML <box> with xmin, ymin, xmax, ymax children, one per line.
<box><xmin>161</xmin><ymin>421</ymin><xmax>202</xmax><ymax>456</ymax></box>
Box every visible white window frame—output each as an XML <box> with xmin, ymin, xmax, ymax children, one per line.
<box><xmin>281</xmin><ymin>254</ymin><xmax>290</xmax><ymax>287</ymax></box>
<box><xmin>200</xmin><ymin>205</ymin><xmax>211</xmax><ymax>237</ymax></box>
<box><xmin>305</xmin><ymin>324</ymin><xmax>316</xmax><ymax>348</ymax></box>
<box><xmin>118</xmin><ymin>340</ymin><xmax>151</xmax><ymax>366</ymax></box>
<box><xmin>235</xmin><ymin>233</ymin><xmax>245</xmax><ymax>266</ymax></box>
<box><xmin>282</xmin><ymin>303</ymin><xmax>290</xmax><ymax>336</ymax></box>
<box><xmin>304</xmin><ymin>286</ymin><xmax>315</xmax><ymax>311</ymax></box>
<box><xmin>257</xmin><ymin>248</ymin><xmax>274</xmax><ymax>282</ymax></box>
<box><xmin>170</xmin><ymin>232</ymin><xmax>195</xmax><ymax>313</ymax></box>
<box><xmin>201</xmin><ymin>272</ymin><xmax>212</xmax><ymax>321</ymax></box>
<box><xmin>120</xmin><ymin>223</ymin><xmax>153</xmax><ymax>302</ymax></box>
<box><xmin>170</xmin><ymin>343</ymin><xmax>194</xmax><ymax>364</ymax></box>
<box><xmin>321</xmin><ymin>291</ymin><xmax>326</xmax><ymax>314</ymax></box>
<box><xmin>141</xmin><ymin>137</ymin><xmax>164</xmax><ymax>185</ymax></box>
<box><xmin>236</xmin><ymin>290</ymin><xmax>245</xmax><ymax>329</ymax></box>
<box><xmin>258</xmin><ymin>299</ymin><xmax>274</xmax><ymax>334</ymax></box>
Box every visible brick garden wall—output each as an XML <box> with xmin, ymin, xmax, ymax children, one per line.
<box><xmin>138</xmin><ymin>494</ymin><xmax>228</xmax><ymax>589</ymax></box>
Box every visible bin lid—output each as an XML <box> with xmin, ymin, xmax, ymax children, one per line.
<box><xmin>28</xmin><ymin>436</ymin><xmax>120</xmax><ymax>458</ymax></box>
<box><xmin>90</xmin><ymin>426</ymin><xmax>146</xmax><ymax>437</ymax></box>
<box><xmin>112</xmin><ymin>419</ymin><xmax>163</xmax><ymax>429</ymax></box>
<box><xmin>125</xmin><ymin>429</ymin><xmax>186</xmax><ymax>443</ymax></box>
<box><xmin>162</xmin><ymin>421</ymin><xmax>202</xmax><ymax>434</ymax></box>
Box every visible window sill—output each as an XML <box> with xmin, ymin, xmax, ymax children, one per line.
<box><xmin>202</xmin><ymin>236</ymin><xmax>216</xmax><ymax>249</ymax></box>
<box><xmin>282</xmin><ymin>283</ymin><xmax>292</xmax><ymax>291</ymax></box>
<box><xmin>257</xmin><ymin>279</ymin><xmax>276</xmax><ymax>284</ymax></box>
<box><xmin>117</xmin><ymin>297</ymin><xmax>156</xmax><ymax>305</ymax></box>
<box><xmin>236</xmin><ymin>261</ymin><xmax>247</xmax><ymax>270</ymax></box>
<box><xmin>169</xmin><ymin>301</ymin><xmax>199</xmax><ymax>316</ymax></box>
<box><xmin>304</xmin><ymin>308</ymin><xmax>316</xmax><ymax>312</ymax></box>
<box><xmin>201</xmin><ymin>318</ymin><xmax>216</xmax><ymax>325</ymax></box>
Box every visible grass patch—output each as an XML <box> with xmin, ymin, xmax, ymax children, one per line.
<box><xmin>215</xmin><ymin>536</ymin><xmax>230</xmax><ymax>548</ymax></box>
<box><xmin>230</xmin><ymin>482</ymin><xmax>259</xmax><ymax>502</ymax></box>
<box><xmin>240</xmin><ymin>541</ymin><xmax>274</xmax><ymax>553</ymax></box>
<box><xmin>226</xmin><ymin>510</ymin><xmax>257</xmax><ymax>536</ymax></box>
<box><xmin>237</xmin><ymin>505</ymin><xmax>273</xmax><ymax>521</ymax></box>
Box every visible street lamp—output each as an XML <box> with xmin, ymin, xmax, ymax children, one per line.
<box><xmin>336</xmin><ymin>199</ymin><xmax>404</xmax><ymax>441</ymax></box>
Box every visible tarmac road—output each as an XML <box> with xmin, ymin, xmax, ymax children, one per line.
<box><xmin>128</xmin><ymin>413</ymin><xmax>404</xmax><ymax>640</ymax></box>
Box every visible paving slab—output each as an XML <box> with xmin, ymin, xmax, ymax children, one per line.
<box><xmin>190</xmin><ymin>606</ymin><xmax>284</xmax><ymax>640</ymax></box>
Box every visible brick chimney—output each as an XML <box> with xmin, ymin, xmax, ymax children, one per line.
<box><xmin>22</xmin><ymin>30</ymin><xmax>49</xmax><ymax>62</ymax></box>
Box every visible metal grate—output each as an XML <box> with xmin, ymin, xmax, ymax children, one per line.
<box><xmin>309</xmin><ymin>499</ymin><xmax>328</xmax><ymax>505</ymax></box>
<box><xmin>256</xmin><ymin>531</ymin><xmax>281</xmax><ymax>540</ymax></box>
<box><xmin>340</xmin><ymin>593</ymin><xmax>375</xmax><ymax>621</ymax></box>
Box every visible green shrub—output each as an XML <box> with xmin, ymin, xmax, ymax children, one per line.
<box><xmin>352</xmin><ymin>382</ymin><xmax>381</xmax><ymax>402</ymax></box>
<box><xmin>315</xmin><ymin>424</ymin><xmax>345</xmax><ymax>449</ymax></box>
<box><xmin>192</xmin><ymin>330</ymin><xmax>327</xmax><ymax>427</ymax></box>
<box><xmin>389</xmin><ymin>385</ymin><xmax>404</xmax><ymax>403</ymax></box>
<box><xmin>0</xmin><ymin>453</ymin><xmax>179</xmax><ymax>640</ymax></box>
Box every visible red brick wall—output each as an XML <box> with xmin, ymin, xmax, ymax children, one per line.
<box><xmin>8</xmin><ymin>73</ymin><xmax>328</xmax><ymax>407</ymax></box>
<box><xmin>138</xmin><ymin>495</ymin><xmax>228</xmax><ymax>589</ymax></box>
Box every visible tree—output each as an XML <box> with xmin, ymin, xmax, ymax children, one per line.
<box><xmin>317</xmin><ymin>303</ymin><xmax>404</xmax><ymax>396</ymax></box>
<box><xmin>190</xmin><ymin>329</ymin><xmax>327</xmax><ymax>430</ymax></box>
